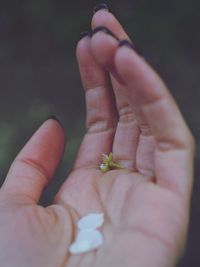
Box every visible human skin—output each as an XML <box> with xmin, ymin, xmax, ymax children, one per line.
<box><xmin>0</xmin><ymin>9</ymin><xmax>195</xmax><ymax>267</ymax></box>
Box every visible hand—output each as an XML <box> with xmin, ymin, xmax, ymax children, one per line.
<box><xmin>0</xmin><ymin>9</ymin><xmax>194</xmax><ymax>267</ymax></box>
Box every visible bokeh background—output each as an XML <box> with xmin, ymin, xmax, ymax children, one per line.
<box><xmin>0</xmin><ymin>0</ymin><xmax>199</xmax><ymax>266</ymax></box>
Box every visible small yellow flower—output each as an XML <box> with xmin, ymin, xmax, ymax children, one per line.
<box><xmin>99</xmin><ymin>153</ymin><xmax>124</xmax><ymax>173</ymax></box>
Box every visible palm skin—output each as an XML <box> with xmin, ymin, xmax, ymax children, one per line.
<box><xmin>0</xmin><ymin>167</ymin><xmax>189</xmax><ymax>267</ymax></box>
<box><xmin>0</xmin><ymin>165</ymin><xmax>191</xmax><ymax>267</ymax></box>
<box><xmin>0</xmin><ymin>9</ymin><xmax>194</xmax><ymax>267</ymax></box>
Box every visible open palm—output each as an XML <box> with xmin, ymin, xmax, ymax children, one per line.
<box><xmin>0</xmin><ymin>9</ymin><xmax>194</xmax><ymax>267</ymax></box>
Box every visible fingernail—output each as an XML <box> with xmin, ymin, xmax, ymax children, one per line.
<box><xmin>93</xmin><ymin>3</ymin><xmax>109</xmax><ymax>13</ymax></box>
<box><xmin>118</xmin><ymin>39</ymin><xmax>143</xmax><ymax>56</ymax></box>
<box><xmin>46</xmin><ymin>115</ymin><xmax>62</xmax><ymax>126</ymax></box>
<box><xmin>79</xmin><ymin>31</ymin><xmax>91</xmax><ymax>40</ymax></box>
<box><xmin>92</xmin><ymin>26</ymin><xmax>119</xmax><ymax>41</ymax></box>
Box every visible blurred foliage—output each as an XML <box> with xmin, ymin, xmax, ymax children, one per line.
<box><xmin>0</xmin><ymin>1</ymin><xmax>200</xmax><ymax>265</ymax></box>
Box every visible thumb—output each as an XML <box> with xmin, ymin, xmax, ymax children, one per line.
<box><xmin>1</xmin><ymin>117</ymin><xmax>65</xmax><ymax>204</ymax></box>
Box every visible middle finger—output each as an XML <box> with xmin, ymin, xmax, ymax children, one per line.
<box><xmin>91</xmin><ymin>9</ymin><xmax>155</xmax><ymax>175</ymax></box>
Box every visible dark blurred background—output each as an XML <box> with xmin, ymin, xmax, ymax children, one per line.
<box><xmin>0</xmin><ymin>0</ymin><xmax>199</xmax><ymax>266</ymax></box>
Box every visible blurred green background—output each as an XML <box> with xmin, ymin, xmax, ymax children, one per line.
<box><xmin>0</xmin><ymin>0</ymin><xmax>199</xmax><ymax>266</ymax></box>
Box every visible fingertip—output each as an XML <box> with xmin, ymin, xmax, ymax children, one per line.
<box><xmin>79</xmin><ymin>31</ymin><xmax>91</xmax><ymax>40</ymax></box>
<box><xmin>90</xmin><ymin>30</ymin><xmax>128</xmax><ymax>84</ymax></box>
<box><xmin>76</xmin><ymin>31</ymin><xmax>91</xmax><ymax>56</ymax></box>
<box><xmin>76</xmin><ymin>35</ymin><xmax>91</xmax><ymax>63</ymax></box>
<box><xmin>46</xmin><ymin>115</ymin><xmax>63</xmax><ymax>127</ymax></box>
<box><xmin>77</xmin><ymin>30</ymin><xmax>111</xmax><ymax>90</ymax></box>
<box><xmin>91</xmin><ymin>28</ymin><xmax>119</xmax><ymax>68</ymax></box>
<box><xmin>91</xmin><ymin>9</ymin><xmax>129</xmax><ymax>40</ymax></box>
<box><xmin>93</xmin><ymin>3</ymin><xmax>109</xmax><ymax>14</ymax></box>
<box><xmin>115</xmin><ymin>45</ymin><xmax>141</xmax><ymax>81</ymax></box>
<box><xmin>42</xmin><ymin>116</ymin><xmax>66</xmax><ymax>152</ymax></box>
<box><xmin>92</xmin><ymin>26</ymin><xmax>119</xmax><ymax>41</ymax></box>
<box><xmin>118</xmin><ymin>39</ymin><xmax>143</xmax><ymax>57</ymax></box>
<box><xmin>115</xmin><ymin>44</ymin><xmax>165</xmax><ymax>104</ymax></box>
<box><xmin>45</xmin><ymin>116</ymin><xmax>66</xmax><ymax>149</ymax></box>
<box><xmin>92</xmin><ymin>6</ymin><xmax>112</xmax><ymax>28</ymax></box>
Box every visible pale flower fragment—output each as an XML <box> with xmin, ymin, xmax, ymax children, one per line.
<box><xmin>69</xmin><ymin>213</ymin><xmax>105</xmax><ymax>255</ymax></box>
<box><xmin>77</xmin><ymin>213</ymin><xmax>104</xmax><ymax>230</ymax></box>
<box><xmin>77</xmin><ymin>229</ymin><xmax>103</xmax><ymax>245</ymax></box>
<box><xmin>69</xmin><ymin>240</ymin><xmax>91</xmax><ymax>254</ymax></box>
<box><xmin>69</xmin><ymin>230</ymin><xmax>103</xmax><ymax>254</ymax></box>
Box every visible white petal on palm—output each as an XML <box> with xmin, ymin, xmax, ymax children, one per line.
<box><xmin>69</xmin><ymin>230</ymin><xmax>103</xmax><ymax>254</ymax></box>
<box><xmin>77</xmin><ymin>229</ymin><xmax>103</xmax><ymax>245</ymax></box>
<box><xmin>69</xmin><ymin>240</ymin><xmax>91</xmax><ymax>254</ymax></box>
<box><xmin>77</xmin><ymin>213</ymin><xmax>104</xmax><ymax>230</ymax></box>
